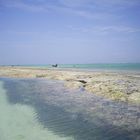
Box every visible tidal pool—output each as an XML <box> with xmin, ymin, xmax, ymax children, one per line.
<box><xmin>0</xmin><ymin>78</ymin><xmax>139</xmax><ymax>140</ymax></box>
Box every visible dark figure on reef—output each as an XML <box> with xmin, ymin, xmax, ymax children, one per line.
<box><xmin>52</xmin><ymin>64</ymin><xmax>58</xmax><ymax>67</ymax></box>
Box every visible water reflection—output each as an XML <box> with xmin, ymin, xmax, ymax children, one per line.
<box><xmin>1</xmin><ymin>78</ymin><xmax>140</xmax><ymax>140</ymax></box>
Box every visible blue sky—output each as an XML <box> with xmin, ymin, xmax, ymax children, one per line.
<box><xmin>0</xmin><ymin>0</ymin><xmax>140</xmax><ymax>65</ymax></box>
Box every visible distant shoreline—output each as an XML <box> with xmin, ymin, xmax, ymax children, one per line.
<box><xmin>0</xmin><ymin>66</ymin><xmax>140</xmax><ymax>104</ymax></box>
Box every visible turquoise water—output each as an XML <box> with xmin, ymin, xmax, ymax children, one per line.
<box><xmin>0</xmin><ymin>78</ymin><xmax>140</xmax><ymax>140</ymax></box>
<box><xmin>20</xmin><ymin>63</ymin><xmax>140</xmax><ymax>71</ymax></box>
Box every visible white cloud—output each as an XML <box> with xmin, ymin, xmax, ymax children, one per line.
<box><xmin>58</xmin><ymin>0</ymin><xmax>92</xmax><ymax>7</ymax></box>
<box><xmin>96</xmin><ymin>0</ymin><xmax>140</xmax><ymax>6</ymax></box>
<box><xmin>1</xmin><ymin>0</ymin><xmax>48</xmax><ymax>12</ymax></box>
<box><xmin>13</xmin><ymin>4</ymin><xmax>45</xmax><ymax>12</ymax></box>
<box><xmin>94</xmin><ymin>26</ymin><xmax>140</xmax><ymax>33</ymax></box>
<box><xmin>67</xmin><ymin>25</ymin><xmax>140</xmax><ymax>34</ymax></box>
<box><xmin>0</xmin><ymin>0</ymin><xmax>139</xmax><ymax>20</ymax></box>
<box><xmin>59</xmin><ymin>0</ymin><xmax>140</xmax><ymax>8</ymax></box>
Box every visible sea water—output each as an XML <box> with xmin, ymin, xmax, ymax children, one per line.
<box><xmin>0</xmin><ymin>78</ymin><xmax>140</xmax><ymax>140</ymax></box>
<box><xmin>19</xmin><ymin>63</ymin><xmax>140</xmax><ymax>71</ymax></box>
<box><xmin>55</xmin><ymin>63</ymin><xmax>140</xmax><ymax>71</ymax></box>
<box><xmin>0</xmin><ymin>80</ymin><xmax>74</xmax><ymax>140</ymax></box>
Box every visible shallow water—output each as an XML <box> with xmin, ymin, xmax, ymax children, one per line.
<box><xmin>0</xmin><ymin>78</ymin><xmax>140</xmax><ymax>140</ymax></box>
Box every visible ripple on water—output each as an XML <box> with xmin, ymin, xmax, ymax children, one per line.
<box><xmin>0</xmin><ymin>78</ymin><xmax>140</xmax><ymax>140</ymax></box>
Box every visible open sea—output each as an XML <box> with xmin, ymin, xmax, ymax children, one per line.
<box><xmin>20</xmin><ymin>63</ymin><xmax>140</xmax><ymax>71</ymax></box>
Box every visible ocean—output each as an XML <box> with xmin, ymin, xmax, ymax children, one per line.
<box><xmin>22</xmin><ymin>63</ymin><xmax>140</xmax><ymax>71</ymax></box>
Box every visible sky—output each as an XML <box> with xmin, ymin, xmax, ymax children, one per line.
<box><xmin>0</xmin><ymin>0</ymin><xmax>140</xmax><ymax>65</ymax></box>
